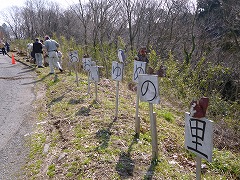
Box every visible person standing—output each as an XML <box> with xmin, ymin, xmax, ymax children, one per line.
<box><xmin>5</xmin><ymin>42</ymin><xmax>10</xmax><ymax>53</ymax></box>
<box><xmin>136</xmin><ymin>46</ymin><xmax>154</xmax><ymax>74</ymax></box>
<box><xmin>137</xmin><ymin>46</ymin><xmax>149</xmax><ymax>63</ymax></box>
<box><xmin>57</xmin><ymin>50</ymin><xmax>63</xmax><ymax>67</ymax></box>
<box><xmin>0</xmin><ymin>41</ymin><xmax>6</xmax><ymax>55</ymax></box>
<box><xmin>33</xmin><ymin>38</ymin><xmax>44</xmax><ymax>68</ymax></box>
<box><xmin>40</xmin><ymin>39</ymin><xmax>49</xmax><ymax>67</ymax></box>
<box><xmin>44</xmin><ymin>35</ymin><xmax>63</xmax><ymax>74</ymax></box>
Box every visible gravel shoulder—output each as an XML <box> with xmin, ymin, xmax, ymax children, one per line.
<box><xmin>0</xmin><ymin>54</ymin><xmax>37</xmax><ymax>180</ymax></box>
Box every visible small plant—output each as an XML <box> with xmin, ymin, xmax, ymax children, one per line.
<box><xmin>47</xmin><ymin>164</ymin><xmax>56</xmax><ymax>178</ymax></box>
<box><xmin>66</xmin><ymin>172</ymin><xmax>73</xmax><ymax>177</ymax></box>
<box><xmin>162</xmin><ymin>111</ymin><xmax>175</xmax><ymax>123</ymax></box>
<box><xmin>208</xmin><ymin>149</ymin><xmax>240</xmax><ymax>178</ymax></box>
<box><xmin>29</xmin><ymin>133</ymin><xmax>46</xmax><ymax>159</ymax></box>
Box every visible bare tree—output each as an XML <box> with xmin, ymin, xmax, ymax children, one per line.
<box><xmin>120</xmin><ymin>0</ymin><xmax>147</xmax><ymax>51</ymax></box>
<box><xmin>70</xmin><ymin>0</ymin><xmax>91</xmax><ymax>50</ymax></box>
<box><xmin>2</xmin><ymin>6</ymin><xmax>24</xmax><ymax>39</ymax></box>
<box><xmin>58</xmin><ymin>9</ymin><xmax>80</xmax><ymax>41</ymax></box>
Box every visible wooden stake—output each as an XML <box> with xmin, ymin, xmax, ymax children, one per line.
<box><xmin>75</xmin><ymin>63</ymin><xmax>79</xmax><ymax>87</ymax></box>
<box><xmin>149</xmin><ymin>103</ymin><xmax>158</xmax><ymax>160</ymax></box>
<box><xmin>135</xmin><ymin>86</ymin><xmax>140</xmax><ymax>136</ymax></box>
<box><xmin>95</xmin><ymin>81</ymin><xmax>98</xmax><ymax>101</ymax></box>
<box><xmin>115</xmin><ymin>81</ymin><xmax>120</xmax><ymax>119</ymax></box>
<box><xmin>196</xmin><ymin>156</ymin><xmax>201</xmax><ymax>180</ymax></box>
<box><xmin>87</xmin><ymin>71</ymin><xmax>90</xmax><ymax>94</ymax></box>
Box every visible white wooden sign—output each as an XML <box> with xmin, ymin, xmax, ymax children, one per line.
<box><xmin>112</xmin><ymin>61</ymin><xmax>123</xmax><ymax>81</ymax></box>
<box><xmin>184</xmin><ymin>112</ymin><xmax>213</xmax><ymax>162</ymax></box>
<box><xmin>68</xmin><ymin>51</ymin><xmax>79</xmax><ymax>63</ymax></box>
<box><xmin>89</xmin><ymin>66</ymin><xmax>100</xmax><ymax>82</ymax></box>
<box><xmin>138</xmin><ymin>74</ymin><xmax>160</xmax><ymax>104</ymax></box>
<box><xmin>82</xmin><ymin>57</ymin><xmax>92</xmax><ymax>71</ymax></box>
<box><xmin>133</xmin><ymin>60</ymin><xmax>147</xmax><ymax>83</ymax></box>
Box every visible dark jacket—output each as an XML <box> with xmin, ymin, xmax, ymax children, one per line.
<box><xmin>33</xmin><ymin>41</ymin><xmax>43</xmax><ymax>53</ymax></box>
<box><xmin>137</xmin><ymin>53</ymin><xmax>149</xmax><ymax>63</ymax></box>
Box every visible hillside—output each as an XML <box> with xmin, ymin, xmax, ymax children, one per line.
<box><xmin>10</xmin><ymin>52</ymin><xmax>240</xmax><ymax>179</ymax></box>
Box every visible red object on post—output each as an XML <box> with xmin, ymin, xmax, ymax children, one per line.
<box><xmin>190</xmin><ymin>97</ymin><xmax>209</xmax><ymax>118</ymax></box>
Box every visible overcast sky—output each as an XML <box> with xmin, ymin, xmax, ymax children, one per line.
<box><xmin>0</xmin><ymin>0</ymin><xmax>80</xmax><ymax>11</ymax></box>
<box><xmin>0</xmin><ymin>0</ymin><xmax>197</xmax><ymax>25</ymax></box>
<box><xmin>0</xmin><ymin>0</ymin><xmax>82</xmax><ymax>24</ymax></box>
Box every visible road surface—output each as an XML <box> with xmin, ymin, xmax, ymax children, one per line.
<box><xmin>0</xmin><ymin>54</ymin><xmax>36</xmax><ymax>179</ymax></box>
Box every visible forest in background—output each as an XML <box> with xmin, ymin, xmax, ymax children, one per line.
<box><xmin>0</xmin><ymin>0</ymin><xmax>239</xmax><ymax>151</ymax></box>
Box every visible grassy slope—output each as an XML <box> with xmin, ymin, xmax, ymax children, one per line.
<box><xmin>12</xmin><ymin>53</ymin><xmax>239</xmax><ymax>180</ymax></box>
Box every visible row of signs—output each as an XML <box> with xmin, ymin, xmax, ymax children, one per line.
<box><xmin>68</xmin><ymin>51</ymin><xmax>160</xmax><ymax>104</ymax></box>
<box><xmin>69</xmin><ymin>51</ymin><xmax>213</xmax><ymax>163</ymax></box>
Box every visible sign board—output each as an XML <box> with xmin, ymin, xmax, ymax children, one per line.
<box><xmin>82</xmin><ymin>57</ymin><xmax>92</xmax><ymax>71</ymax></box>
<box><xmin>68</xmin><ymin>51</ymin><xmax>79</xmax><ymax>63</ymax></box>
<box><xmin>112</xmin><ymin>61</ymin><xmax>123</xmax><ymax>81</ymax></box>
<box><xmin>184</xmin><ymin>112</ymin><xmax>213</xmax><ymax>162</ymax></box>
<box><xmin>133</xmin><ymin>60</ymin><xmax>147</xmax><ymax>83</ymax></box>
<box><xmin>138</xmin><ymin>74</ymin><xmax>160</xmax><ymax>104</ymax></box>
<box><xmin>89</xmin><ymin>66</ymin><xmax>100</xmax><ymax>82</ymax></box>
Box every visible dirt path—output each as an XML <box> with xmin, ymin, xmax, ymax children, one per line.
<box><xmin>0</xmin><ymin>54</ymin><xmax>36</xmax><ymax>179</ymax></box>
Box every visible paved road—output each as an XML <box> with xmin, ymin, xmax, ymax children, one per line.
<box><xmin>0</xmin><ymin>54</ymin><xmax>36</xmax><ymax>179</ymax></box>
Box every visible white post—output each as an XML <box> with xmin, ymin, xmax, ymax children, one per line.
<box><xmin>115</xmin><ymin>81</ymin><xmax>120</xmax><ymax>119</ymax></box>
<box><xmin>68</xmin><ymin>62</ymin><xmax>72</xmax><ymax>75</ymax></box>
<box><xmin>149</xmin><ymin>103</ymin><xmax>158</xmax><ymax>160</ymax></box>
<box><xmin>75</xmin><ymin>63</ymin><xmax>79</xmax><ymax>87</ymax></box>
<box><xmin>87</xmin><ymin>71</ymin><xmax>90</xmax><ymax>94</ymax></box>
<box><xmin>196</xmin><ymin>156</ymin><xmax>201</xmax><ymax>180</ymax></box>
<box><xmin>95</xmin><ymin>81</ymin><xmax>98</xmax><ymax>101</ymax></box>
<box><xmin>135</xmin><ymin>86</ymin><xmax>140</xmax><ymax>136</ymax></box>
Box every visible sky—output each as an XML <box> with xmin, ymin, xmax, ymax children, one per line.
<box><xmin>0</xmin><ymin>0</ymin><xmax>197</xmax><ymax>25</ymax></box>
<box><xmin>0</xmin><ymin>0</ymin><xmax>80</xmax><ymax>10</ymax></box>
<box><xmin>0</xmin><ymin>0</ymin><xmax>82</xmax><ymax>24</ymax></box>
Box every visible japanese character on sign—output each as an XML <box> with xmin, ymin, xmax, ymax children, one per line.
<box><xmin>112</xmin><ymin>61</ymin><xmax>123</xmax><ymax>81</ymax></box>
<box><xmin>133</xmin><ymin>60</ymin><xmax>146</xmax><ymax>83</ymax></box>
<box><xmin>68</xmin><ymin>51</ymin><xmax>79</xmax><ymax>63</ymax></box>
<box><xmin>82</xmin><ymin>57</ymin><xmax>92</xmax><ymax>72</ymax></box>
<box><xmin>185</xmin><ymin>113</ymin><xmax>213</xmax><ymax>162</ymax></box>
<box><xmin>138</xmin><ymin>74</ymin><xmax>160</xmax><ymax>104</ymax></box>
